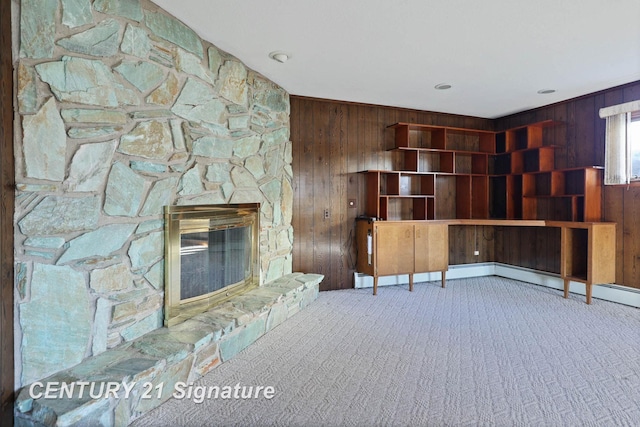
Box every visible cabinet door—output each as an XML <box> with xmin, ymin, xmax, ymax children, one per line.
<box><xmin>375</xmin><ymin>223</ymin><xmax>415</xmax><ymax>276</ymax></box>
<box><xmin>588</xmin><ymin>224</ymin><xmax>616</xmax><ymax>284</ymax></box>
<box><xmin>414</xmin><ymin>223</ymin><xmax>448</xmax><ymax>272</ymax></box>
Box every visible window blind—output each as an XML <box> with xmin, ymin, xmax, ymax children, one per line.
<box><xmin>603</xmin><ymin>113</ymin><xmax>629</xmax><ymax>185</ymax></box>
<box><xmin>599</xmin><ymin>100</ymin><xmax>640</xmax><ymax>185</ymax></box>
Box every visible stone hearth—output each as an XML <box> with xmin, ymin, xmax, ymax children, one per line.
<box><xmin>15</xmin><ymin>273</ymin><xmax>323</xmax><ymax>426</ymax></box>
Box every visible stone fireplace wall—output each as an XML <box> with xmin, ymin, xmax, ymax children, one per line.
<box><xmin>13</xmin><ymin>0</ymin><xmax>293</xmax><ymax>388</ymax></box>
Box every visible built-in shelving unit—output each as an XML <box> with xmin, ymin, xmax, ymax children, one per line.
<box><xmin>363</xmin><ymin>121</ymin><xmax>604</xmax><ymax>222</ymax></box>
<box><xmin>490</xmin><ymin>121</ymin><xmax>603</xmax><ymax>222</ymax></box>
<box><xmin>365</xmin><ymin>123</ymin><xmax>495</xmax><ymax>220</ymax></box>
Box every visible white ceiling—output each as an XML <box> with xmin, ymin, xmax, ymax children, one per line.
<box><xmin>151</xmin><ymin>0</ymin><xmax>640</xmax><ymax>119</ymax></box>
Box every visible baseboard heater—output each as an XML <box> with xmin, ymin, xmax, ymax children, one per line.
<box><xmin>354</xmin><ymin>263</ymin><xmax>640</xmax><ymax>310</ymax></box>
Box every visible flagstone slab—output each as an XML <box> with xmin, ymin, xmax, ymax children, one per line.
<box><xmin>61</xmin><ymin>0</ymin><xmax>93</xmax><ymax>28</ymax></box>
<box><xmin>17</xmin><ymin>63</ymin><xmax>38</xmax><ymax>114</ymax></box>
<box><xmin>56</xmin><ymin>19</ymin><xmax>121</xmax><ymax>57</ymax></box>
<box><xmin>145</xmin><ymin>10</ymin><xmax>202</xmax><ymax>58</ymax></box>
<box><xmin>121</xmin><ymin>24</ymin><xmax>151</xmax><ymax>58</ymax></box>
<box><xmin>171</xmin><ymin>78</ymin><xmax>226</xmax><ymax>126</ymax></box>
<box><xmin>66</xmin><ymin>140</ymin><xmax>117</xmax><ymax>192</ymax></box>
<box><xmin>18</xmin><ymin>195</ymin><xmax>101</xmax><ymax>236</ymax></box>
<box><xmin>57</xmin><ymin>223</ymin><xmax>137</xmax><ymax>264</ymax></box>
<box><xmin>22</xmin><ymin>98</ymin><xmax>67</xmax><ymax>181</ymax></box>
<box><xmin>218</xmin><ymin>60</ymin><xmax>248</xmax><ymax>106</ymax></box>
<box><xmin>104</xmin><ymin>162</ymin><xmax>147</xmax><ymax>217</ymax></box>
<box><xmin>20</xmin><ymin>264</ymin><xmax>92</xmax><ymax>384</ymax></box>
<box><xmin>36</xmin><ymin>56</ymin><xmax>139</xmax><ymax>107</ymax></box>
<box><xmin>61</xmin><ymin>109</ymin><xmax>128</xmax><ymax>124</ymax></box>
<box><xmin>115</xmin><ymin>60</ymin><xmax>165</xmax><ymax>93</ymax></box>
<box><xmin>20</xmin><ymin>0</ymin><xmax>57</xmax><ymax>59</ymax></box>
<box><xmin>119</xmin><ymin>120</ymin><xmax>173</xmax><ymax>159</ymax></box>
<box><xmin>94</xmin><ymin>0</ymin><xmax>143</xmax><ymax>22</ymax></box>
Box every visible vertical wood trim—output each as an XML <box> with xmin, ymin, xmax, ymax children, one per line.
<box><xmin>603</xmin><ymin>88</ymin><xmax>625</xmax><ymax>285</ymax></box>
<box><xmin>326</xmin><ymin>103</ymin><xmax>342</xmax><ymax>290</ymax></box>
<box><xmin>292</xmin><ymin>98</ymin><xmax>315</xmax><ymax>277</ymax></box>
<box><xmin>0</xmin><ymin>0</ymin><xmax>15</xmax><ymax>422</ymax></box>
<box><xmin>290</xmin><ymin>98</ymin><xmax>301</xmax><ymax>271</ymax></box>
<box><xmin>345</xmin><ymin>104</ymin><xmax>359</xmax><ymax>287</ymax></box>
<box><xmin>313</xmin><ymin>101</ymin><xmax>330</xmax><ymax>284</ymax></box>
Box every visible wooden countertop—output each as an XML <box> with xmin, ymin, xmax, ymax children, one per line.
<box><xmin>364</xmin><ymin>218</ymin><xmax>616</xmax><ymax>228</ymax></box>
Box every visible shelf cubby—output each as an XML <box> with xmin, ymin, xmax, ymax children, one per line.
<box><xmin>391</xmin><ymin>123</ymin><xmax>446</xmax><ymax>149</ymax></box>
<box><xmin>508</xmin><ymin>127</ymin><xmax>530</xmax><ymax>151</ymax></box>
<box><xmin>472</xmin><ymin>176</ymin><xmax>489</xmax><ymax>218</ymax></box>
<box><xmin>564</xmin><ymin>227</ymin><xmax>589</xmax><ymax>281</ymax></box>
<box><xmin>563</xmin><ymin>169</ymin><xmax>587</xmax><ymax>195</ymax></box>
<box><xmin>489</xmin><ymin>176</ymin><xmax>507</xmax><ymax>219</ymax></box>
<box><xmin>506</xmin><ymin>174</ymin><xmax>523</xmax><ymax>219</ymax></box>
<box><xmin>491</xmin><ymin>153</ymin><xmax>511</xmax><ymax>175</ymax></box>
<box><xmin>381</xmin><ymin>196</ymin><xmax>435</xmax><ymax>221</ymax></box>
<box><xmin>445</xmin><ymin>128</ymin><xmax>496</xmax><ymax>153</ymax></box>
<box><xmin>455</xmin><ymin>176</ymin><xmax>472</xmax><ymax>219</ymax></box>
<box><xmin>495</xmin><ymin>132</ymin><xmax>507</xmax><ymax>154</ymax></box>
<box><xmin>399</xmin><ymin>173</ymin><xmax>435</xmax><ymax>196</ymax></box>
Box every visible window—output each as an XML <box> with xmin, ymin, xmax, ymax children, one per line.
<box><xmin>630</xmin><ymin>111</ymin><xmax>640</xmax><ymax>181</ymax></box>
<box><xmin>599</xmin><ymin>100</ymin><xmax>640</xmax><ymax>185</ymax></box>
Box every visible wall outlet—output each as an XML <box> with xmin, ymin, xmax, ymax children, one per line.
<box><xmin>474</xmin><ymin>250</ymin><xmax>480</xmax><ymax>256</ymax></box>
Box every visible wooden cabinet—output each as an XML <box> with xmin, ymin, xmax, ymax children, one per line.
<box><xmin>414</xmin><ymin>222</ymin><xmax>448</xmax><ymax>274</ymax></box>
<box><xmin>356</xmin><ymin>219</ymin><xmax>448</xmax><ymax>295</ymax></box>
<box><xmin>374</xmin><ymin>222</ymin><xmax>415</xmax><ymax>277</ymax></box>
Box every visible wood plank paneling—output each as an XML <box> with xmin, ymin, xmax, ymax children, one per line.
<box><xmin>291</xmin><ymin>98</ymin><xmax>315</xmax><ymax>282</ymax></box>
<box><xmin>291</xmin><ymin>97</ymin><xmax>493</xmax><ymax>290</ymax></box>
<box><xmin>311</xmin><ymin>101</ymin><xmax>331</xmax><ymax>284</ymax></box>
<box><xmin>492</xmin><ymin>227</ymin><xmax>560</xmax><ymax>274</ymax></box>
<box><xmin>1</xmin><ymin>0</ymin><xmax>14</xmax><ymax>421</ymax></box>
<box><xmin>448</xmin><ymin>225</ymin><xmax>495</xmax><ymax>265</ymax></box>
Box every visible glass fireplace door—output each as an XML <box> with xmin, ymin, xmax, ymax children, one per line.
<box><xmin>180</xmin><ymin>225</ymin><xmax>251</xmax><ymax>301</ymax></box>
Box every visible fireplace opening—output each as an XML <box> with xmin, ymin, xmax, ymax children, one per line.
<box><xmin>164</xmin><ymin>204</ymin><xmax>260</xmax><ymax>326</ymax></box>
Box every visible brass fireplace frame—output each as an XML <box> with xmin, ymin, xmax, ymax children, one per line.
<box><xmin>164</xmin><ymin>204</ymin><xmax>260</xmax><ymax>327</ymax></box>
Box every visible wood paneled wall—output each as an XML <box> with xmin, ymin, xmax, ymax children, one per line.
<box><xmin>1</xmin><ymin>0</ymin><xmax>14</xmax><ymax>422</ymax></box>
<box><xmin>495</xmin><ymin>81</ymin><xmax>640</xmax><ymax>289</ymax></box>
<box><xmin>290</xmin><ymin>97</ymin><xmax>494</xmax><ymax>290</ymax></box>
<box><xmin>292</xmin><ymin>82</ymin><xmax>640</xmax><ymax>291</ymax></box>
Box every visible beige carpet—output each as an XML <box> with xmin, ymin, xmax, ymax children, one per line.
<box><xmin>133</xmin><ymin>276</ymin><xmax>640</xmax><ymax>426</ymax></box>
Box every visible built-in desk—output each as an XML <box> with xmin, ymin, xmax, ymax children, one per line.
<box><xmin>356</xmin><ymin>219</ymin><xmax>616</xmax><ymax>304</ymax></box>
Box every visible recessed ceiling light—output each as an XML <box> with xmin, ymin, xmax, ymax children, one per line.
<box><xmin>537</xmin><ymin>89</ymin><xmax>556</xmax><ymax>94</ymax></box>
<box><xmin>435</xmin><ymin>83</ymin><xmax>452</xmax><ymax>90</ymax></box>
<box><xmin>269</xmin><ymin>51</ymin><xmax>289</xmax><ymax>63</ymax></box>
